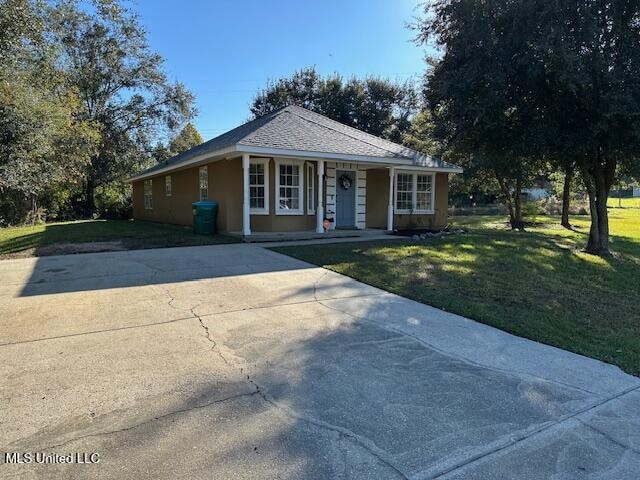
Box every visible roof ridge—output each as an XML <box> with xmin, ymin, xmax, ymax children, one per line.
<box><xmin>240</xmin><ymin>107</ymin><xmax>394</xmax><ymax>157</ymax></box>
<box><xmin>285</xmin><ymin>105</ymin><xmax>429</xmax><ymax>161</ymax></box>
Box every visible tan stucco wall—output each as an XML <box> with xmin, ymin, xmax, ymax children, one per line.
<box><xmin>365</xmin><ymin>169</ymin><xmax>389</xmax><ymax>229</ymax></box>
<box><xmin>132</xmin><ymin>167</ymin><xmax>198</xmax><ymax>226</ymax></box>
<box><xmin>133</xmin><ymin>160</ymin><xmax>449</xmax><ymax>232</ymax></box>
<box><xmin>365</xmin><ymin>170</ymin><xmax>449</xmax><ymax>230</ymax></box>
<box><xmin>132</xmin><ymin>158</ymin><xmax>242</xmax><ymax>231</ymax></box>
<box><xmin>132</xmin><ymin>156</ymin><xmax>318</xmax><ymax>233</ymax></box>
<box><xmin>211</xmin><ymin>158</ymin><xmax>243</xmax><ymax>233</ymax></box>
<box><xmin>250</xmin><ymin>158</ymin><xmax>317</xmax><ymax>232</ymax></box>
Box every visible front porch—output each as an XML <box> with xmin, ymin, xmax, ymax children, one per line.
<box><xmin>240</xmin><ymin>153</ymin><xmax>449</xmax><ymax>239</ymax></box>
<box><xmin>231</xmin><ymin>228</ymin><xmax>393</xmax><ymax>243</ymax></box>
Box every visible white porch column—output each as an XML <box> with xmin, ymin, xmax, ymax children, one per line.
<box><xmin>387</xmin><ymin>166</ymin><xmax>395</xmax><ymax>231</ymax></box>
<box><xmin>316</xmin><ymin>160</ymin><xmax>325</xmax><ymax>233</ymax></box>
<box><xmin>242</xmin><ymin>154</ymin><xmax>251</xmax><ymax>236</ymax></box>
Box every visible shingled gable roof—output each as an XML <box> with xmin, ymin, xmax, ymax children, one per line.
<box><xmin>129</xmin><ymin>105</ymin><xmax>462</xmax><ymax>182</ymax></box>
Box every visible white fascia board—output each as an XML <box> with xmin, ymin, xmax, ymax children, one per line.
<box><xmin>236</xmin><ymin>145</ymin><xmax>415</xmax><ymax>166</ymax></box>
<box><xmin>236</xmin><ymin>145</ymin><xmax>463</xmax><ymax>173</ymax></box>
<box><xmin>394</xmin><ymin>165</ymin><xmax>464</xmax><ymax>174</ymax></box>
<box><xmin>126</xmin><ymin>146</ymin><xmax>237</xmax><ymax>183</ymax></box>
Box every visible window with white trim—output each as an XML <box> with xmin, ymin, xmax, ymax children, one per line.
<box><xmin>276</xmin><ymin>160</ymin><xmax>303</xmax><ymax>214</ymax></box>
<box><xmin>416</xmin><ymin>174</ymin><xmax>433</xmax><ymax>211</ymax></box>
<box><xmin>395</xmin><ymin>172</ymin><xmax>435</xmax><ymax>213</ymax></box>
<box><xmin>395</xmin><ymin>173</ymin><xmax>413</xmax><ymax>211</ymax></box>
<box><xmin>199</xmin><ymin>166</ymin><xmax>208</xmax><ymax>201</ymax></box>
<box><xmin>165</xmin><ymin>175</ymin><xmax>172</xmax><ymax>196</ymax></box>
<box><xmin>307</xmin><ymin>162</ymin><xmax>315</xmax><ymax>214</ymax></box>
<box><xmin>144</xmin><ymin>179</ymin><xmax>153</xmax><ymax>210</ymax></box>
<box><xmin>249</xmin><ymin>158</ymin><xmax>269</xmax><ymax>214</ymax></box>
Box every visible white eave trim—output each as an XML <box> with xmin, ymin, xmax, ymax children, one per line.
<box><xmin>126</xmin><ymin>146</ymin><xmax>236</xmax><ymax>183</ymax></box>
<box><xmin>393</xmin><ymin>165</ymin><xmax>463</xmax><ymax>174</ymax></box>
<box><xmin>236</xmin><ymin>145</ymin><xmax>463</xmax><ymax>172</ymax></box>
<box><xmin>127</xmin><ymin>144</ymin><xmax>463</xmax><ymax>183</ymax></box>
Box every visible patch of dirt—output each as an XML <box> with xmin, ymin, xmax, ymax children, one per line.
<box><xmin>1</xmin><ymin>241</ymin><xmax>129</xmax><ymax>259</ymax></box>
<box><xmin>38</xmin><ymin>241</ymin><xmax>128</xmax><ymax>256</ymax></box>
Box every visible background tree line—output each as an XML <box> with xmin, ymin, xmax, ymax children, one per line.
<box><xmin>0</xmin><ymin>0</ymin><xmax>198</xmax><ymax>225</ymax></box>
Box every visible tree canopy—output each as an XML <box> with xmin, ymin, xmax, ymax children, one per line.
<box><xmin>153</xmin><ymin>123</ymin><xmax>204</xmax><ymax>163</ymax></box>
<box><xmin>53</xmin><ymin>0</ymin><xmax>196</xmax><ymax>209</ymax></box>
<box><xmin>416</xmin><ymin>0</ymin><xmax>640</xmax><ymax>252</ymax></box>
<box><xmin>251</xmin><ymin>67</ymin><xmax>419</xmax><ymax>143</ymax></box>
<box><xmin>0</xmin><ymin>0</ymin><xmax>196</xmax><ymax>224</ymax></box>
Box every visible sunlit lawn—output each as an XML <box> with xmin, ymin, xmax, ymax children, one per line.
<box><xmin>0</xmin><ymin>219</ymin><xmax>237</xmax><ymax>257</ymax></box>
<box><xmin>273</xmin><ymin>198</ymin><xmax>640</xmax><ymax>376</ymax></box>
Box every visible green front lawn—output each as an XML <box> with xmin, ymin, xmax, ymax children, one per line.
<box><xmin>0</xmin><ymin>219</ymin><xmax>238</xmax><ymax>258</ymax></box>
<box><xmin>272</xmin><ymin>203</ymin><xmax>640</xmax><ymax>376</ymax></box>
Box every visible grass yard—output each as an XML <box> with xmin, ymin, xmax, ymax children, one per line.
<box><xmin>273</xmin><ymin>198</ymin><xmax>640</xmax><ymax>376</ymax></box>
<box><xmin>0</xmin><ymin>219</ymin><xmax>238</xmax><ymax>258</ymax></box>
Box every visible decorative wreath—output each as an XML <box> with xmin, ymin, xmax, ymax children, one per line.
<box><xmin>338</xmin><ymin>174</ymin><xmax>352</xmax><ymax>190</ymax></box>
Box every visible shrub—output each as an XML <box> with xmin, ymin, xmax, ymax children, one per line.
<box><xmin>94</xmin><ymin>182</ymin><xmax>132</xmax><ymax>219</ymax></box>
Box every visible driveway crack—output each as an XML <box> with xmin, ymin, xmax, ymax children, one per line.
<box><xmin>191</xmin><ymin>285</ymin><xmax>408</xmax><ymax>479</ymax></box>
<box><xmin>312</xmin><ymin>270</ymin><xmax>331</xmax><ymax>302</ymax></box>
<box><xmin>39</xmin><ymin>391</ymin><xmax>259</xmax><ymax>451</ymax></box>
<box><xmin>253</xmin><ymin>386</ymin><xmax>409</xmax><ymax>479</ymax></box>
<box><xmin>192</xmin><ymin>306</ymin><xmax>233</xmax><ymax>368</ymax></box>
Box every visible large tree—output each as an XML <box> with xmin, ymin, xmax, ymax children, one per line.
<box><xmin>52</xmin><ymin>0</ymin><xmax>196</xmax><ymax>211</ymax></box>
<box><xmin>415</xmin><ymin>1</ymin><xmax>549</xmax><ymax>229</ymax></box>
<box><xmin>538</xmin><ymin>0</ymin><xmax>640</xmax><ymax>254</ymax></box>
<box><xmin>0</xmin><ymin>0</ymin><xmax>98</xmax><ymax>224</ymax></box>
<box><xmin>416</xmin><ymin>0</ymin><xmax>640</xmax><ymax>254</ymax></box>
<box><xmin>251</xmin><ymin>67</ymin><xmax>419</xmax><ymax>143</ymax></box>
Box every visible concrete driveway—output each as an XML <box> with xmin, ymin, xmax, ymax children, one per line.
<box><xmin>1</xmin><ymin>244</ymin><xmax>639</xmax><ymax>479</ymax></box>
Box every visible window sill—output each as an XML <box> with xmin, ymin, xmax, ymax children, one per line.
<box><xmin>395</xmin><ymin>210</ymin><xmax>434</xmax><ymax>215</ymax></box>
<box><xmin>276</xmin><ymin>209</ymin><xmax>304</xmax><ymax>216</ymax></box>
<box><xmin>250</xmin><ymin>209</ymin><xmax>269</xmax><ymax>216</ymax></box>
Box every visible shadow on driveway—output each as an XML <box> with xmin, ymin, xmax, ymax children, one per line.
<box><xmin>11</xmin><ymin>244</ymin><xmax>311</xmax><ymax>297</ymax></box>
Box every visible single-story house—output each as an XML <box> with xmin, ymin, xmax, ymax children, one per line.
<box><xmin>128</xmin><ymin>106</ymin><xmax>462</xmax><ymax>237</ymax></box>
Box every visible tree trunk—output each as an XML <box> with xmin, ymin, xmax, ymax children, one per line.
<box><xmin>512</xmin><ymin>176</ymin><xmax>525</xmax><ymax>230</ymax></box>
<box><xmin>561</xmin><ymin>164</ymin><xmax>573</xmax><ymax>229</ymax></box>
<box><xmin>85</xmin><ymin>177</ymin><xmax>95</xmax><ymax>213</ymax></box>
<box><xmin>30</xmin><ymin>193</ymin><xmax>37</xmax><ymax>225</ymax></box>
<box><xmin>580</xmin><ymin>150</ymin><xmax>615</xmax><ymax>256</ymax></box>
<box><xmin>496</xmin><ymin>175</ymin><xmax>516</xmax><ymax>226</ymax></box>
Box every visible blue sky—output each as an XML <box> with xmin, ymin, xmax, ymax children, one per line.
<box><xmin>133</xmin><ymin>0</ymin><xmax>427</xmax><ymax>140</ymax></box>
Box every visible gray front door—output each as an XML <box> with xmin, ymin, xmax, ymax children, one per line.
<box><xmin>335</xmin><ymin>170</ymin><xmax>356</xmax><ymax>228</ymax></box>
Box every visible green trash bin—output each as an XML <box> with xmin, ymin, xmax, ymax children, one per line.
<box><xmin>192</xmin><ymin>201</ymin><xmax>218</xmax><ymax>235</ymax></box>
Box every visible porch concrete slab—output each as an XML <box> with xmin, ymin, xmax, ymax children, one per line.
<box><xmin>254</xmin><ymin>232</ymin><xmax>405</xmax><ymax>247</ymax></box>
<box><xmin>1</xmin><ymin>244</ymin><xmax>639</xmax><ymax>479</ymax></box>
